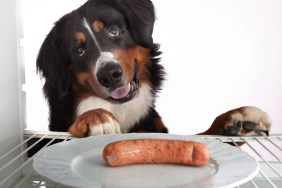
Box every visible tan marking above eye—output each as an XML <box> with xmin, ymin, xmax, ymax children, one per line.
<box><xmin>75</xmin><ymin>32</ymin><xmax>86</xmax><ymax>43</ymax></box>
<box><xmin>93</xmin><ymin>20</ymin><xmax>105</xmax><ymax>32</ymax></box>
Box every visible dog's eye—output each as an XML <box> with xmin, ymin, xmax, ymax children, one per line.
<box><xmin>76</xmin><ymin>48</ymin><xmax>85</xmax><ymax>57</ymax></box>
<box><xmin>107</xmin><ymin>26</ymin><xmax>121</xmax><ymax>38</ymax></box>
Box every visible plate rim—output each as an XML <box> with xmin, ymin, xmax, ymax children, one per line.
<box><xmin>33</xmin><ymin>133</ymin><xmax>259</xmax><ymax>188</ymax></box>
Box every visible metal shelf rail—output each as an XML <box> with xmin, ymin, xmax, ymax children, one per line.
<box><xmin>0</xmin><ymin>130</ymin><xmax>281</xmax><ymax>188</ymax></box>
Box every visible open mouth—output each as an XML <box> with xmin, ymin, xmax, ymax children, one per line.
<box><xmin>109</xmin><ymin>62</ymin><xmax>139</xmax><ymax>103</ymax></box>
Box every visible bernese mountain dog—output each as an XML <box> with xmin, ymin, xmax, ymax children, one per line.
<box><xmin>36</xmin><ymin>0</ymin><xmax>271</xmax><ymax>138</ymax></box>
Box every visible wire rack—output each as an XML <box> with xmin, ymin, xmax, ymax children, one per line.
<box><xmin>0</xmin><ymin>130</ymin><xmax>281</xmax><ymax>188</ymax></box>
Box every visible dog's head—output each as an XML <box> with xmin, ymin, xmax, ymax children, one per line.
<box><xmin>37</xmin><ymin>0</ymin><xmax>163</xmax><ymax>104</ymax></box>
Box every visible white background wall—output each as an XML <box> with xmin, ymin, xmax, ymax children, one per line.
<box><xmin>0</xmin><ymin>0</ymin><xmax>22</xmax><ymax>153</ymax></box>
<box><xmin>0</xmin><ymin>0</ymin><xmax>23</xmax><ymax>186</ymax></box>
<box><xmin>23</xmin><ymin>0</ymin><xmax>282</xmax><ymax>135</ymax></box>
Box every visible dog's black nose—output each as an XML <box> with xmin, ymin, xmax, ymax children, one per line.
<box><xmin>97</xmin><ymin>62</ymin><xmax>123</xmax><ymax>88</ymax></box>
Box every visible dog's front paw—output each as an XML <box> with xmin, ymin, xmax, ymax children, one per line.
<box><xmin>68</xmin><ymin>108</ymin><xmax>121</xmax><ymax>137</ymax></box>
<box><xmin>200</xmin><ymin>106</ymin><xmax>271</xmax><ymax>136</ymax></box>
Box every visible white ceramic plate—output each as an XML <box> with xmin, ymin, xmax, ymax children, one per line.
<box><xmin>33</xmin><ymin>133</ymin><xmax>259</xmax><ymax>188</ymax></box>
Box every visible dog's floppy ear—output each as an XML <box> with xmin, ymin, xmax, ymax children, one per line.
<box><xmin>116</xmin><ymin>0</ymin><xmax>155</xmax><ymax>48</ymax></box>
<box><xmin>36</xmin><ymin>25</ymin><xmax>70</xmax><ymax>99</ymax></box>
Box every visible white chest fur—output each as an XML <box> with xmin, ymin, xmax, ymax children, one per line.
<box><xmin>76</xmin><ymin>85</ymin><xmax>153</xmax><ymax>133</ymax></box>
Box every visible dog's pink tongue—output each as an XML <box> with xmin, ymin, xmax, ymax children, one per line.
<box><xmin>110</xmin><ymin>84</ymin><xmax>130</xmax><ymax>99</ymax></box>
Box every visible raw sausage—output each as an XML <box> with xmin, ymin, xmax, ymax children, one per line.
<box><xmin>103</xmin><ymin>139</ymin><xmax>210</xmax><ymax>167</ymax></box>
